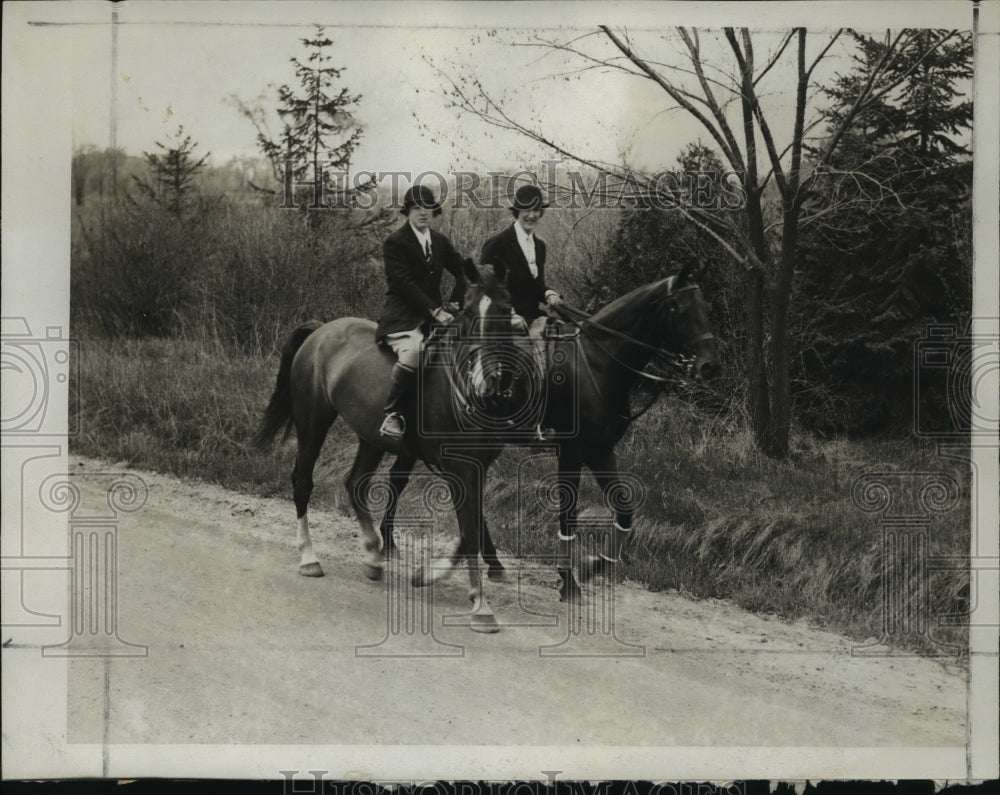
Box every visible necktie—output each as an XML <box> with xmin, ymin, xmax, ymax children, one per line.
<box><xmin>524</xmin><ymin>235</ymin><xmax>537</xmax><ymax>278</ymax></box>
<box><xmin>424</xmin><ymin>239</ymin><xmax>433</xmax><ymax>267</ymax></box>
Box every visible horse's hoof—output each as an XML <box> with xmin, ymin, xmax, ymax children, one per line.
<box><xmin>558</xmin><ymin>568</ymin><xmax>581</xmax><ymax>602</ymax></box>
<box><xmin>299</xmin><ymin>562</ymin><xmax>325</xmax><ymax>578</ymax></box>
<box><xmin>486</xmin><ymin>562</ymin><xmax>507</xmax><ymax>582</ymax></box>
<box><xmin>362</xmin><ymin>561</ymin><xmax>384</xmax><ymax>581</ymax></box>
<box><xmin>577</xmin><ymin>554</ymin><xmax>607</xmax><ymax>583</ymax></box>
<box><xmin>470</xmin><ymin>613</ymin><xmax>500</xmax><ymax>634</ymax></box>
<box><xmin>558</xmin><ymin>581</ymin><xmax>582</xmax><ymax>603</ymax></box>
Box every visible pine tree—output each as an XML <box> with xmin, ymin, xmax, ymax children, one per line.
<box><xmin>585</xmin><ymin>143</ymin><xmax>743</xmax><ymax>406</ymax></box>
<box><xmin>132</xmin><ymin>126</ymin><xmax>209</xmax><ymax>216</ymax></box>
<box><xmin>588</xmin><ymin>145</ymin><xmax>727</xmax><ymax>295</ymax></box>
<box><xmin>255</xmin><ymin>26</ymin><xmax>363</xmax><ymax>214</ymax></box>
<box><xmin>795</xmin><ymin>30</ymin><xmax>973</xmax><ymax>434</ymax></box>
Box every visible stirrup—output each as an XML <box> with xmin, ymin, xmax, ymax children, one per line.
<box><xmin>379</xmin><ymin>412</ymin><xmax>406</xmax><ymax>438</ymax></box>
<box><xmin>535</xmin><ymin>424</ymin><xmax>554</xmax><ymax>441</ymax></box>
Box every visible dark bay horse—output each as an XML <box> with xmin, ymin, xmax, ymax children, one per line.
<box><xmin>379</xmin><ymin>262</ymin><xmax>720</xmax><ymax>603</ymax></box>
<box><xmin>252</xmin><ymin>274</ymin><xmax>528</xmax><ymax>632</ymax></box>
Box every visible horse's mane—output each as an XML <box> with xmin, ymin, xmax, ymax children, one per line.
<box><xmin>589</xmin><ymin>276</ymin><xmax>673</xmax><ymax>329</ymax></box>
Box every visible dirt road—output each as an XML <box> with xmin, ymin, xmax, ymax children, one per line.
<box><xmin>62</xmin><ymin>457</ymin><xmax>966</xmax><ymax>753</ymax></box>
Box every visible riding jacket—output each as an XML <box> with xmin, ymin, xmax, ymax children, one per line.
<box><xmin>375</xmin><ymin>222</ymin><xmax>478</xmax><ymax>342</ymax></box>
<box><xmin>481</xmin><ymin>224</ymin><xmax>552</xmax><ymax>322</ymax></box>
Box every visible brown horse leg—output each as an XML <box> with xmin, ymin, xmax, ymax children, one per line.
<box><xmin>292</xmin><ymin>421</ymin><xmax>334</xmax><ymax>578</ymax></box>
<box><xmin>556</xmin><ymin>454</ymin><xmax>584</xmax><ymax>603</ymax></box>
<box><xmin>409</xmin><ymin>461</ymin><xmax>499</xmax><ymax>631</ymax></box>
<box><xmin>481</xmin><ymin>517</ymin><xmax>506</xmax><ymax>582</ymax></box>
<box><xmin>379</xmin><ymin>454</ymin><xmax>414</xmax><ymax>559</ymax></box>
<box><xmin>451</xmin><ymin>462</ymin><xmax>499</xmax><ymax>633</ymax></box>
<box><xmin>345</xmin><ymin>440</ymin><xmax>387</xmax><ymax>581</ymax></box>
<box><xmin>479</xmin><ymin>451</ymin><xmax>506</xmax><ymax>581</ymax></box>
<box><xmin>409</xmin><ymin>464</ymin><xmax>469</xmax><ymax>589</ymax></box>
<box><xmin>579</xmin><ymin>450</ymin><xmax>634</xmax><ymax>583</ymax></box>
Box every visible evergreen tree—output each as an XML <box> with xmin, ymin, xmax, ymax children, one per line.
<box><xmin>796</xmin><ymin>30</ymin><xmax>973</xmax><ymax>434</ymax></box>
<box><xmin>132</xmin><ymin>126</ymin><xmax>209</xmax><ymax>216</ymax></box>
<box><xmin>586</xmin><ymin>143</ymin><xmax>734</xmax><ymax>307</ymax></box>
<box><xmin>254</xmin><ymin>25</ymin><xmax>363</xmax><ymax>214</ymax></box>
<box><xmin>585</xmin><ymin>143</ymin><xmax>744</xmax><ymax>407</ymax></box>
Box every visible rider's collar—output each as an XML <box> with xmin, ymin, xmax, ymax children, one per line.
<box><xmin>513</xmin><ymin>219</ymin><xmax>534</xmax><ymax>243</ymax></box>
<box><xmin>409</xmin><ymin>221</ymin><xmax>432</xmax><ymax>247</ymax></box>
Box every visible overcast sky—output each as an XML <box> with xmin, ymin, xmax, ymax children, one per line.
<box><xmin>57</xmin><ymin>1</ymin><xmax>975</xmax><ymax>181</ymax></box>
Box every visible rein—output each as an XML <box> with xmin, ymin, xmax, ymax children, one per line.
<box><xmin>426</xmin><ymin>319</ymin><xmax>523</xmax><ymax>419</ymax></box>
<box><xmin>554</xmin><ymin>288</ymin><xmax>713</xmax><ymax>384</ymax></box>
<box><xmin>552</xmin><ymin>286</ymin><xmax>714</xmax><ymax>423</ymax></box>
<box><xmin>426</xmin><ymin>326</ymin><xmax>476</xmax><ymax>416</ymax></box>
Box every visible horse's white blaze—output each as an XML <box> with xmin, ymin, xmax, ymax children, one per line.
<box><xmin>470</xmin><ymin>350</ymin><xmax>488</xmax><ymax>395</ymax></box>
<box><xmin>465</xmin><ymin>294</ymin><xmax>495</xmax><ymax>396</ymax></box>
<box><xmin>297</xmin><ymin>514</ymin><xmax>319</xmax><ymax>567</ymax></box>
<box><xmin>477</xmin><ymin>294</ymin><xmax>491</xmax><ymax>333</ymax></box>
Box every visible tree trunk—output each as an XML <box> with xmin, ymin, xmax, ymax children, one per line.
<box><xmin>747</xmin><ymin>268</ymin><xmax>770</xmax><ymax>444</ymax></box>
<box><xmin>743</xmin><ymin>187</ymin><xmax>772</xmax><ymax>447</ymax></box>
<box><xmin>767</xmin><ymin>291</ymin><xmax>791</xmax><ymax>457</ymax></box>
<box><xmin>765</xmin><ymin>203</ymin><xmax>800</xmax><ymax>458</ymax></box>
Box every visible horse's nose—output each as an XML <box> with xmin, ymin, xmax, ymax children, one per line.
<box><xmin>697</xmin><ymin>358</ymin><xmax>720</xmax><ymax>381</ymax></box>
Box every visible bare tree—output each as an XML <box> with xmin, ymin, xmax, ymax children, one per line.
<box><xmin>429</xmin><ymin>27</ymin><xmax>964</xmax><ymax>457</ymax></box>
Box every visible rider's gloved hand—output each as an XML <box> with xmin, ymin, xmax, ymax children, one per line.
<box><xmin>432</xmin><ymin>307</ymin><xmax>455</xmax><ymax>324</ymax></box>
<box><xmin>545</xmin><ymin>292</ymin><xmax>564</xmax><ymax>308</ymax></box>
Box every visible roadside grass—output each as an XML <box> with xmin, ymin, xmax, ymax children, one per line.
<box><xmin>71</xmin><ymin>336</ymin><xmax>971</xmax><ymax>655</ymax></box>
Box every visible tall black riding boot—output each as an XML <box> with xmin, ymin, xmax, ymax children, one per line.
<box><xmin>380</xmin><ymin>364</ymin><xmax>416</xmax><ymax>438</ymax></box>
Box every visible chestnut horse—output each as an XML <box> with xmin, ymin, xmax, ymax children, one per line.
<box><xmin>252</xmin><ymin>274</ymin><xmax>530</xmax><ymax>632</ymax></box>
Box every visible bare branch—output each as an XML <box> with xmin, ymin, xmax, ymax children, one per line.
<box><xmin>679</xmin><ymin>205</ymin><xmax>766</xmax><ymax>272</ymax></box>
<box><xmin>804</xmin><ymin>29</ymin><xmax>843</xmax><ymax>81</ymax></box>
<box><xmin>426</xmin><ymin>56</ymin><xmax>624</xmax><ymax>179</ymax></box>
<box><xmin>788</xmin><ymin>28</ymin><xmax>808</xmax><ymax>210</ymax></box>
<box><xmin>677</xmin><ymin>27</ymin><xmax>747</xmax><ymax>173</ymax></box>
<box><xmin>753</xmin><ymin>30</ymin><xmax>796</xmax><ymax>87</ymax></box>
<box><xmin>598</xmin><ymin>25</ymin><xmax>743</xmax><ymax>172</ymax></box>
<box><xmin>726</xmin><ymin>27</ymin><xmax>788</xmax><ymax>199</ymax></box>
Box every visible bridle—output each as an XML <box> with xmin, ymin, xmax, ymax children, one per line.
<box><xmin>428</xmin><ymin>306</ymin><xmax>527</xmax><ymax>418</ymax></box>
<box><xmin>552</xmin><ymin>281</ymin><xmax>717</xmax><ymax>423</ymax></box>
<box><xmin>555</xmin><ymin>283</ymin><xmax>716</xmax><ymax>383</ymax></box>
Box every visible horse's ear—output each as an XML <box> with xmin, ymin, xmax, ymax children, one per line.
<box><xmin>478</xmin><ymin>265</ymin><xmax>504</xmax><ymax>293</ymax></box>
<box><xmin>675</xmin><ymin>262</ymin><xmax>693</xmax><ymax>287</ymax></box>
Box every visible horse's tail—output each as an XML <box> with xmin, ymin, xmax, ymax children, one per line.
<box><xmin>251</xmin><ymin>320</ymin><xmax>324</xmax><ymax>450</ymax></box>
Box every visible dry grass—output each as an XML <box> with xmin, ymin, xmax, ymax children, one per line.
<box><xmin>70</xmin><ymin>338</ymin><xmax>971</xmax><ymax>656</ymax></box>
